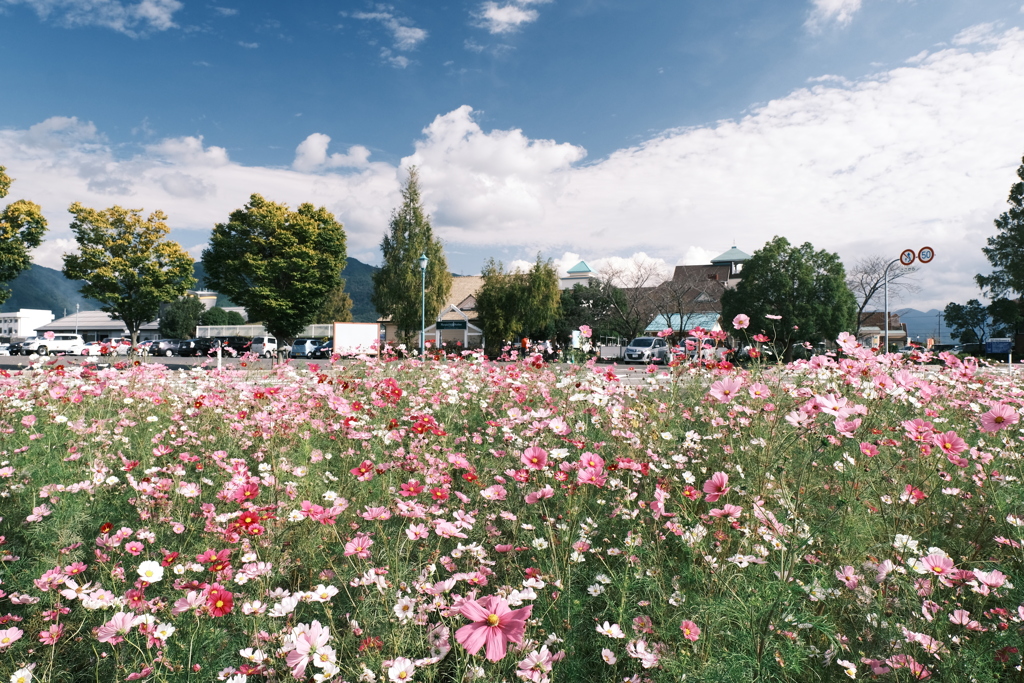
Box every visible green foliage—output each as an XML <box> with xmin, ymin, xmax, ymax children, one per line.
<box><xmin>199</xmin><ymin>305</ymin><xmax>246</xmax><ymax>327</ymax></box>
<box><xmin>371</xmin><ymin>168</ymin><xmax>452</xmax><ymax>341</ymax></box>
<box><xmin>0</xmin><ymin>165</ymin><xmax>48</xmax><ymax>306</ymax></box>
<box><xmin>977</xmin><ymin>156</ymin><xmax>1024</xmax><ymax>297</ymax></box>
<box><xmin>312</xmin><ymin>282</ymin><xmax>354</xmax><ymax>324</ymax></box>
<box><xmin>555</xmin><ymin>279</ymin><xmax>625</xmax><ymax>345</ymax></box>
<box><xmin>475</xmin><ymin>255</ymin><xmax>561</xmax><ymax>354</ymax></box>
<box><xmin>62</xmin><ymin>203</ymin><xmax>195</xmax><ymax>345</ymax></box>
<box><xmin>721</xmin><ymin>236</ymin><xmax>856</xmax><ymax>359</ymax></box>
<box><xmin>945</xmin><ymin>296</ymin><xmax>1024</xmax><ymax>345</ymax></box>
<box><xmin>202</xmin><ymin>194</ymin><xmax>347</xmax><ymax>342</ymax></box>
<box><xmin>159</xmin><ymin>295</ymin><xmax>203</xmax><ymax>339</ymax></box>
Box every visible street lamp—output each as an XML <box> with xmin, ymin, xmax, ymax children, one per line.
<box><xmin>419</xmin><ymin>253</ymin><xmax>428</xmax><ymax>357</ymax></box>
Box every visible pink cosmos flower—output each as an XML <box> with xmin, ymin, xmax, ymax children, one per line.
<box><xmin>577</xmin><ymin>467</ymin><xmax>607</xmax><ymax>488</ymax></box>
<box><xmin>521</xmin><ymin>446</ymin><xmax>548</xmax><ymax>470</ymax></box>
<box><xmin>835</xmin><ymin>566</ymin><xmax>860</xmax><ymax>589</ymax></box>
<box><xmin>747</xmin><ymin>382</ymin><xmax>770</xmax><ymax>399</ymax></box>
<box><xmin>859</xmin><ymin>442</ymin><xmax>879</xmax><ymax>457</ymax></box>
<box><xmin>919</xmin><ymin>554</ymin><xmax>954</xmax><ymax>577</ymax></box>
<box><xmin>709</xmin><ymin>377</ymin><xmax>743</xmax><ymax>403</ymax></box>
<box><xmin>579</xmin><ymin>325</ymin><xmax>592</xmax><ymax>339</ymax></box>
<box><xmin>455</xmin><ymin>594</ymin><xmax>532</xmax><ymax>662</ymax></box>
<box><xmin>97</xmin><ymin>612</ymin><xmax>138</xmax><ymax>644</ymax></box>
<box><xmin>732</xmin><ymin>314</ymin><xmax>750</xmax><ymax>330</ymax></box>
<box><xmin>680</xmin><ymin>620</ymin><xmax>701</xmax><ymax>642</ymax></box>
<box><xmin>578</xmin><ymin>452</ymin><xmax>605</xmax><ymax>470</ymax></box>
<box><xmin>932</xmin><ymin>431</ymin><xmax>967</xmax><ymax>456</ymax></box>
<box><xmin>709</xmin><ymin>504</ymin><xmax>743</xmax><ymax>519</ymax></box>
<box><xmin>0</xmin><ymin>627</ymin><xmax>24</xmax><ymax>649</ymax></box>
<box><xmin>124</xmin><ymin>541</ymin><xmax>144</xmax><ymax>556</ymax></box>
<box><xmin>524</xmin><ymin>486</ymin><xmax>555</xmax><ymax>505</ymax></box>
<box><xmin>406</xmin><ymin>523</ymin><xmax>429</xmax><ymax>540</ymax></box>
<box><xmin>980</xmin><ymin>404</ymin><xmax>1019</xmax><ymax>432</ymax></box>
<box><xmin>702</xmin><ymin>472</ymin><xmax>730</xmax><ymax>502</ymax></box>
<box><xmin>344</xmin><ymin>534</ymin><xmax>373</xmax><ymax>559</ymax></box>
<box><xmin>38</xmin><ymin>623</ymin><xmax>63</xmax><ymax>645</ymax></box>
<box><xmin>286</xmin><ymin>620</ymin><xmax>331</xmax><ymax>679</ymax></box>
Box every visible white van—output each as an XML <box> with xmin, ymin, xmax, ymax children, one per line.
<box><xmin>22</xmin><ymin>334</ymin><xmax>86</xmax><ymax>356</ymax></box>
<box><xmin>251</xmin><ymin>336</ymin><xmax>290</xmax><ymax>358</ymax></box>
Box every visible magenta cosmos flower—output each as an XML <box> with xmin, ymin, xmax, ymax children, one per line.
<box><xmin>702</xmin><ymin>472</ymin><xmax>730</xmax><ymax>502</ymax></box>
<box><xmin>455</xmin><ymin>595</ymin><xmax>532</xmax><ymax>662</ymax></box>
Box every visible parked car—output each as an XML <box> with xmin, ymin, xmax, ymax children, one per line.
<box><xmin>251</xmin><ymin>336</ymin><xmax>290</xmax><ymax>358</ymax></box>
<box><xmin>311</xmin><ymin>340</ymin><xmax>334</xmax><ymax>359</ymax></box>
<box><xmin>7</xmin><ymin>338</ymin><xmax>32</xmax><ymax>356</ymax></box>
<box><xmin>100</xmin><ymin>338</ymin><xmax>133</xmax><ymax>355</ymax></box>
<box><xmin>623</xmin><ymin>337</ymin><xmax>671</xmax><ymax>364</ymax></box>
<box><xmin>216</xmin><ymin>336</ymin><xmax>252</xmax><ymax>355</ymax></box>
<box><xmin>177</xmin><ymin>338</ymin><xmax>226</xmax><ymax>357</ymax></box>
<box><xmin>145</xmin><ymin>339</ymin><xmax>183</xmax><ymax>357</ymax></box>
<box><xmin>0</xmin><ymin>343</ymin><xmax>9</xmax><ymax>356</ymax></box>
<box><xmin>289</xmin><ymin>338</ymin><xmax>321</xmax><ymax>359</ymax></box>
<box><xmin>78</xmin><ymin>341</ymin><xmax>111</xmax><ymax>356</ymax></box>
<box><xmin>22</xmin><ymin>334</ymin><xmax>86</xmax><ymax>356</ymax></box>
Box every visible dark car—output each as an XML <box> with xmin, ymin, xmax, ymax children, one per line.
<box><xmin>177</xmin><ymin>338</ymin><xmax>226</xmax><ymax>357</ymax></box>
<box><xmin>216</xmin><ymin>336</ymin><xmax>252</xmax><ymax>355</ymax></box>
<box><xmin>147</xmin><ymin>339</ymin><xmax>182</xmax><ymax>357</ymax></box>
<box><xmin>7</xmin><ymin>338</ymin><xmax>32</xmax><ymax>356</ymax></box>
<box><xmin>311</xmin><ymin>340</ymin><xmax>333</xmax><ymax>359</ymax></box>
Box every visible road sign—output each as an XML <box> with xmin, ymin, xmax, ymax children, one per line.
<box><xmin>918</xmin><ymin>246</ymin><xmax>934</xmax><ymax>264</ymax></box>
<box><xmin>900</xmin><ymin>249</ymin><xmax>916</xmax><ymax>266</ymax></box>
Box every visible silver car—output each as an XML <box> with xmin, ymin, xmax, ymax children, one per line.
<box><xmin>623</xmin><ymin>337</ymin><xmax>670</xmax><ymax>364</ymax></box>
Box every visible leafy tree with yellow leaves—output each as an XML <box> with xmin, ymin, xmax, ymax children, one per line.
<box><xmin>0</xmin><ymin>166</ymin><xmax>48</xmax><ymax>305</ymax></box>
<box><xmin>62</xmin><ymin>203</ymin><xmax>195</xmax><ymax>347</ymax></box>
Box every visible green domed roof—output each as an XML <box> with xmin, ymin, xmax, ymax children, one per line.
<box><xmin>710</xmin><ymin>247</ymin><xmax>750</xmax><ymax>264</ymax></box>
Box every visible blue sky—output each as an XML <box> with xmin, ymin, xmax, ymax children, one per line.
<box><xmin>2</xmin><ymin>0</ymin><xmax>1024</xmax><ymax>309</ymax></box>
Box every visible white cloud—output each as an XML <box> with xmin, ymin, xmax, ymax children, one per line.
<box><xmin>213</xmin><ymin>6</ymin><xmax>237</xmax><ymax>16</ymax></box>
<box><xmin>352</xmin><ymin>8</ymin><xmax>428</xmax><ymax>51</ymax></box>
<box><xmin>805</xmin><ymin>0</ymin><xmax>862</xmax><ymax>32</ymax></box>
<box><xmin>682</xmin><ymin>247</ymin><xmax>717</xmax><ymax>266</ymax></box>
<box><xmin>473</xmin><ymin>0</ymin><xmax>552</xmax><ymax>34</ymax></box>
<box><xmin>6</xmin><ymin>24</ymin><xmax>1024</xmax><ymax>311</ymax></box>
<box><xmin>238</xmin><ymin>41</ymin><xmax>259</xmax><ymax>49</ymax></box>
<box><xmin>2</xmin><ymin>0</ymin><xmax>183</xmax><ymax>36</ymax></box>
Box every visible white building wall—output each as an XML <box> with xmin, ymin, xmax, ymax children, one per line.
<box><xmin>0</xmin><ymin>309</ymin><xmax>55</xmax><ymax>338</ymax></box>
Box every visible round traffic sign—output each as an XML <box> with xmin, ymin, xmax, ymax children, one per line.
<box><xmin>900</xmin><ymin>249</ymin><xmax>916</xmax><ymax>266</ymax></box>
<box><xmin>918</xmin><ymin>246</ymin><xmax>934</xmax><ymax>264</ymax></box>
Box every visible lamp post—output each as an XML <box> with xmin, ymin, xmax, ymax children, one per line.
<box><xmin>74</xmin><ymin>303</ymin><xmax>79</xmax><ymax>336</ymax></box>
<box><xmin>419</xmin><ymin>254</ymin><xmax>428</xmax><ymax>357</ymax></box>
<box><xmin>883</xmin><ymin>258</ymin><xmax>900</xmax><ymax>353</ymax></box>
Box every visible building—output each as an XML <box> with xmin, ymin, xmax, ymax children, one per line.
<box><xmin>35</xmin><ymin>311</ymin><xmax>161</xmax><ymax>342</ymax></box>
<box><xmin>560</xmin><ymin>261</ymin><xmax>595</xmax><ymax>289</ymax></box>
<box><xmin>645</xmin><ymin>246</ymin><xmax>751</xmax><ymax>334</ymax></box>
<box><xmin>856</xmin><ymin>312</ymin><xmax>908</xmax><ymax>349</ymax></box>
<box><xmin>0</xmin><ymin>308</ymin><xmax>55</xmax><ymax>340</ymax></box>
<box><xmin>379</xmin><ymin>276</ymin><xmax>485</xmax><ymax>348</ymax></box>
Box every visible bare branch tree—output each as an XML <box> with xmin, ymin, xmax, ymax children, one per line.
<box><xmin>597</xmin><ymin>256</ymin><xmax>670</xmax><ymax>340</ymax></box>
<box><xmin>846</xmin><ymin>255</ymin><xmax>919</xmax><ymax>336</ymax></box>
<box><xmin>650</xmin><ymin>265</ymin><xmax>728</xmax><ymax>336</ymax></box>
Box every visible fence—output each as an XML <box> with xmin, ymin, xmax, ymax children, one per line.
<box><xmin>196</xmin><ymin>324</ymin><xmax>335</xmax><ymax>339</ymax></box>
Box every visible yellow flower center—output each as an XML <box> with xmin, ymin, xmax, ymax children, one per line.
<box><xmin>486</xmin><ymin>613</ymin><xmax>500</xmax><ymax>626</ymax></box>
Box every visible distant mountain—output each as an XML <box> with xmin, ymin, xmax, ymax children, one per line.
<box><xmin>895</xmin><ymin>308</ymin><xmax>952</xmax><ymax>345</ymax></box>
<box><xmin>0</xmin><ymin>264</ymin><xmax>101</xmax><ymax>317</ymax></box>
<box><xmin>5</xmin><ymin>257</ymin><xmax>380</xmax><ymax>323</ymax></box>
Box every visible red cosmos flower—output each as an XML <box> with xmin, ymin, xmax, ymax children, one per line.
<box><xmin>682</xmin><ymin>485</ymin><xmax>701</xmax><ymax>501</ymax></box>
<box><xmin>350</xmin><ymin>460</ymin><xmax>376</xmax><ymax>481</ymax></box>
<box><xmin>100</xmin><ymin>523</ymin><xmax>114</xmax><ymax>534</ymax></box>
<box><xmin>399</xmin><ymin>480</ymin><xmax>424</xmax><ymax>497</ymax></box>
<box><xmin>161</xmin><ymin>552</ymin><xmax>179</xmax><ymax>567</ymax></box>
<box><xmin>430</xmin><ymin>487</ymin><xmax>449</xmax><ymax>501</ymax></box>
<box><xmin>231</xmin><ymin>481</ymin><xmax>259</xmax><ymax>503</ymax></box>
<box><xmin>205</xmin><ymin>584</ymin><xmax>233</xmax><ymax>617</ymax></box>
<box><xmin>462</xmin><ymin>472</ymin><xmax>479</xmax><ymax>483</ymax></box>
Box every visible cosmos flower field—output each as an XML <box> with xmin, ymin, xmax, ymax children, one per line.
<box><xmin>1</xmin><ymin>335</ymin><xmax>1022</xmax><ymax>683</ymax></box>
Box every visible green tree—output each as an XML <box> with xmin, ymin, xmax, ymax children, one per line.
<box><xmin>62</xmin><ymin>203</ymin><xmax>195</xmax><ymax>347</ymax></box>
<box><xmin>475</xmin><ymin>256</ymin><xmax>561</xmax><ymax>356</ymax></box>
<box><xmin>199</xmin><ymin>306</ymin><xmax>245</xmax><ymax>327</ymax></box>
<box><xmin>159</xmin><ymin>295</ymin><xmax>203</xmax><ymax>339</ymax></box>
<box><xmin>554</xmin><ymin>279</ymin><xmax>625</xmax><ymax>347</ymax></box>
<box><xmin>202</xmin><ymin>194</ymin><xmax>347</xmax><ymax>348</ymax></box>
<box><xmin>311</xmin><ymin>282</ymin><xmax>353</xmax><ymax>324</ymax></box>
<box><xmin>721</xmin><ymin>236</ymin><xmax>857</xmax><ymax>361</ymax></box>
<box><xmin>371</xmin><ymin>168</ymin><xmax>452</xmax><ymax>344</ymax></box>
<box><xmin>977</xmin><ymin>156</ymin><xmax>1024</xmax><ymax>297</ymax></box>
<box><xmin>988</xmin><ymin>297</ymin><xmax>1023</xmax><ymax>338</ymax></box>
<box><xmin>943</xmin><ymin>300</ymin><xmax>992</xmax><ymax>344</ymax></box>
<box><xmin>0</xmin><ymin>166</ymin><xmax>48</xmax><ymax>305</ymax></box>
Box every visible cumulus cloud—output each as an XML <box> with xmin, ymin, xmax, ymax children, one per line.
<box><xmin>805</xmin><ymin>0</ymin><xmax>862</xmax><ymax>32</ymax></box>
<box><xmin>473</xmin><ymin>0</ymin><xmax>553</xmax><ymax>34</ymax></box>
<box><xmin>2</xmin><ymin>0</ymin><xmax>183</xmax><ymax>36</ymax></box>
<box><xmin>6</xmin><ymin>24</ymin><xmax>1024</xmax><ymax>311</ymax></box>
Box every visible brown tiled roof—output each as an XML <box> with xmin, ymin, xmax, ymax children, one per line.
<box><xmin>378</xmin><ymin>276</ymin><xmax>484</xmax><ymax>323</ymax></box>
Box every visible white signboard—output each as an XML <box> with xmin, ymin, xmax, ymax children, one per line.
<box><xmin>333</xmin><ymin>322</ymin><xmax>382</xmax><ymax>356</ymax></box>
